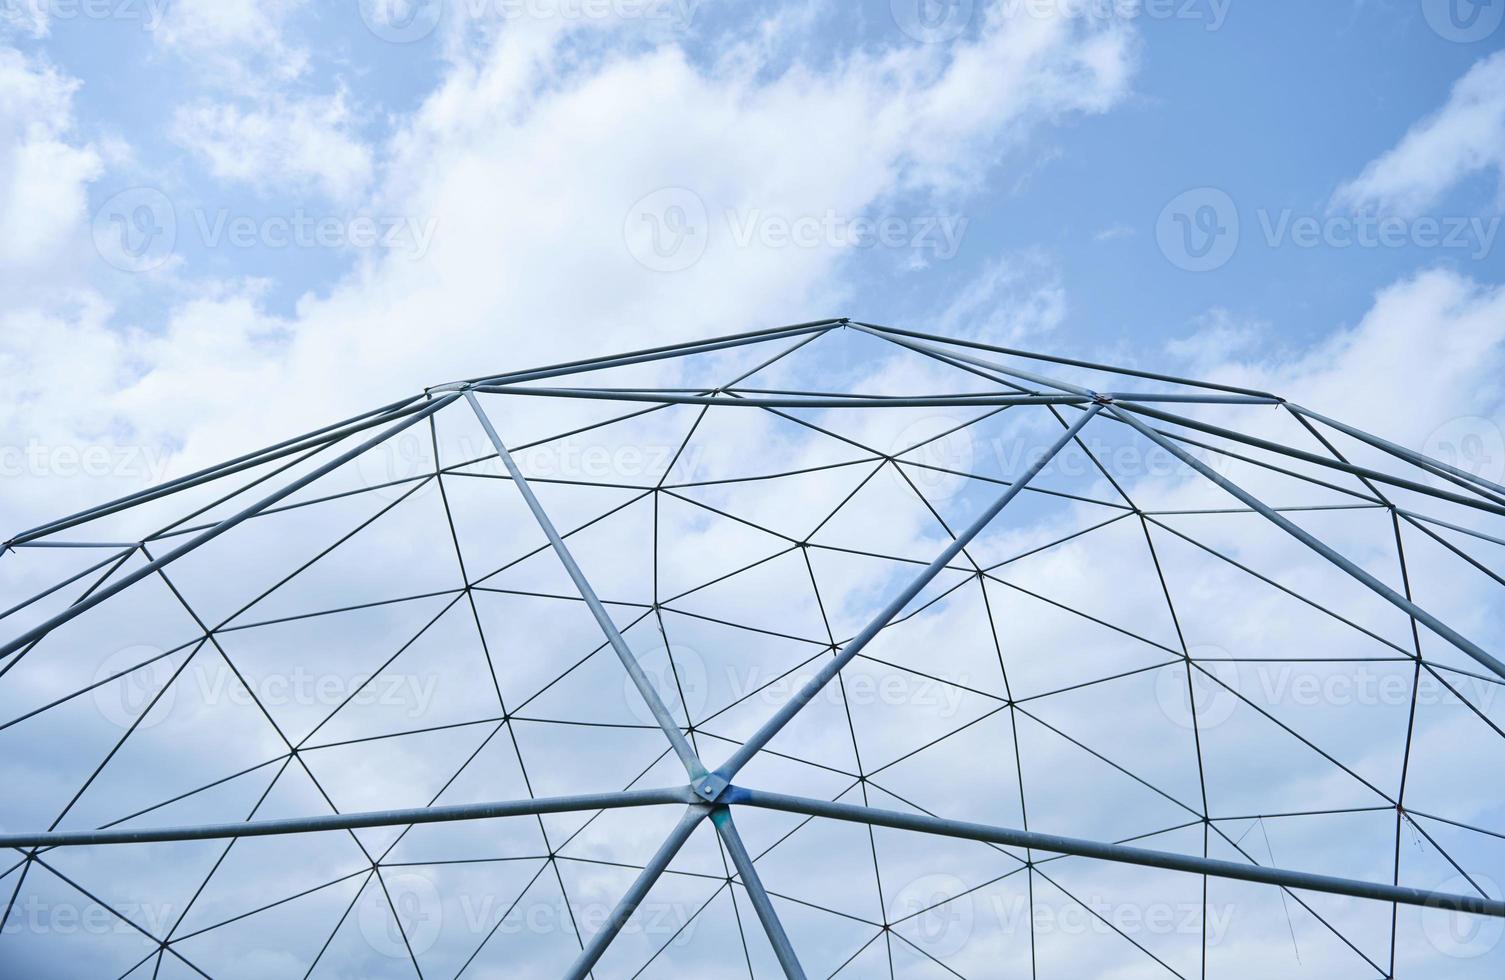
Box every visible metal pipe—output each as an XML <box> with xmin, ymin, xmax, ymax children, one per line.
<box><xmin>711</xmin><ymin>808</ymin><xmax>807</xmax><ymax>979</ymax></box>
<box><xmin>465</xmin><ymin>392</ymin><xmax>707</xmax><ymax>778</ymax></box>
<box><xmin>441</xmin><ymin>320</ymin><xmax>844</xmax><ymax>390</ymax></box>
<box><xmin>470</xmin><ymin>387</ymin><xmax>1093</xmax><ymax>409</ymax></box>
<box><xmin>730</xmin><ymin>788</ymin><xmax>1505</xmax><ymax>918</ymax></box>
<box><xmin>563</xmin><ymin>805</ymin><xmax>709</xmax><ymax>980</ymax></box>
<box><xmin>1110</xmin><ymin>405</ymin><xmax>1505</xmax><ymax>681</ymax></box>
<box><xmin>0</xmin><ymin>787</ymin><xmax>697</xmax><ymax>848</ymax></box>
<box><xmin>853</xmin><ymin>320</ymin><xmax>1280</xmax><ymax>399</ymax></box>
<box><xmin>1288</xmin><ymin>403</ymin><xmax>1505</xmax><ymax>502</ymax></box>
<box><xmin>9</xmin><ymin>394</ymin><xmax>430</xmax><ymax>546</ymax></box>
<box><xmin>0</xmin><ymin>394</ymin><xmax>461</xmax><ymax>662</ymax></box>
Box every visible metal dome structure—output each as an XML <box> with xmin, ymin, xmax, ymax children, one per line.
<box><xmin>2</xmin><ymin>319</ymin><xmax>1503</xmax><ymax>978</ymax></box>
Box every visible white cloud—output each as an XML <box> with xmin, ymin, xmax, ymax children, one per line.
<box><xmin>154</xmin><ymin>0</ymin><xmax>310</xmax><ymax>79</ymax></box>
<box><xmin>0</xmin><ymin>47</ymin><xmax>101</xmax><ymax>295</ymax></box>
<box><xmin>171</xmin><ymin>92</ymin><xmax>374</xmax><ymax>201</ymax></box>
<box><xmin>1334</xmin><ymin>50</ymin><xmax>1505</xmax><ymax>217</ymax></box>
<box><xmin>931</xmin><ymin>251</ymin><xmax>1067</xmax><ymax>344</ymax></box>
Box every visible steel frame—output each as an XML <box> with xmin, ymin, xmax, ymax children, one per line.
<box><xmin>4</xmin><ymin>319</ymin><xmax>1503</xmax><ymax>979</ymax></box>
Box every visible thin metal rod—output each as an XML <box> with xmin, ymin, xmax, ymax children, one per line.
<box><xmin>1110</xmin><ymin>405</ymin><xmax>1505</xmax><ymax>681</ymax></box>
<box><xmin>1114</xmin><ymin>400</ymin><xmax>1505</xmax><ymax>518</ymax></box>
<box><xmin>0</xmin><ymin>787</ymin><xmax>696</xmax><ymax>848</ymax></box>
<box><xmin>8</xmin><ymin>394</ymin><xmax>430</xmax><ymax>546</ymax></box>
<box><xmin>563</xmin><ymin>805</ymin><xmax>709</xmax><ymax>980</ymax></box>
<box><xmin>0</xmin><ymin>394</ymin><xmax>461</xmax><ymax>662</ymax></box>
<box><xmin>1289</xmin><ymin>403</ymin><xmax>1505</xmax><ymax>501</ymax></box>
<box><xmin>851</xmin><ymin>322</ymin><xmax>1095</xmax><ymax>397</ymax></box>
<box><xmin>464</xmin><ymin>391</ymin><xmax>708</xmax><ymax>778</ymax></box>
<box><xmin>471</xmin><ymin>387</ymin><xmax>1093</xmax><ymax>409</ymax></box>
<box><xmin>713</xmin><ymin>403</ymin><xmax>1104</xmax><ymax>783</ymax></box>
<box><xmin>711</xmin><ymin>808</ymin><xmax>807</xmax><ymax>979</ymax></box>
<box><xmin>729</xmin><ymin>788</ymin><xmax>1505</xmax><ymax>918</ymax></box>
<box><xmin>853</xmin><ymin>320</ymin><xmax>1280</xmax><ymax>399</ymax></box>
<box><xmin>442</xmin><ymin>319</ymin><xmax>842</xmax><ymax>390</ymax></box>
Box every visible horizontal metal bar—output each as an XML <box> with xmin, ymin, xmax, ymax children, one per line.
<box><xmin>0</xmin><ymin>787</ymin><xmax>697</xmax><ymax>848</ymax></box>
<box><xmin>729</xmin><ymin>788</ymin><xmax>1505</xmax><ymax>918</ymax></box>
<box><xmin>470</xmin><ymin>387</ymin><xmax>1092</xmax><ymax>409</ymax></box>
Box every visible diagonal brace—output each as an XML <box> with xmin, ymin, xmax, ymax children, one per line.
<box><xmin>465</xmin><ymin>392</ymin><xmax>709</xmax><ymax>779</ymax></box>
<box><xmin>711</xmin><ymin>807</ymin><xmax>807</xmax><ymax>979</ymax></box>
<box><xmin>1108</xmin><ymin>405</ymin><xmax>1505</xmax><ymax>682</ymax></box>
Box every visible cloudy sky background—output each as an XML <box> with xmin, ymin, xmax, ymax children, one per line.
<box><xmin>3</xmin><ymin>1</ymin><xmax>1505</xmax><ymax>977</ymax></box>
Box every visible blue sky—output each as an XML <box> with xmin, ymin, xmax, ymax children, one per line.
<box><xmin>4</xmin><ymin>2</ymin><xmax>1505</xmax><ymax>978</ymax></box>
<box><xmin>9</xmin><ymin>1</ymin><xmax>1503</xmax><ymax>359</ymax></box>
